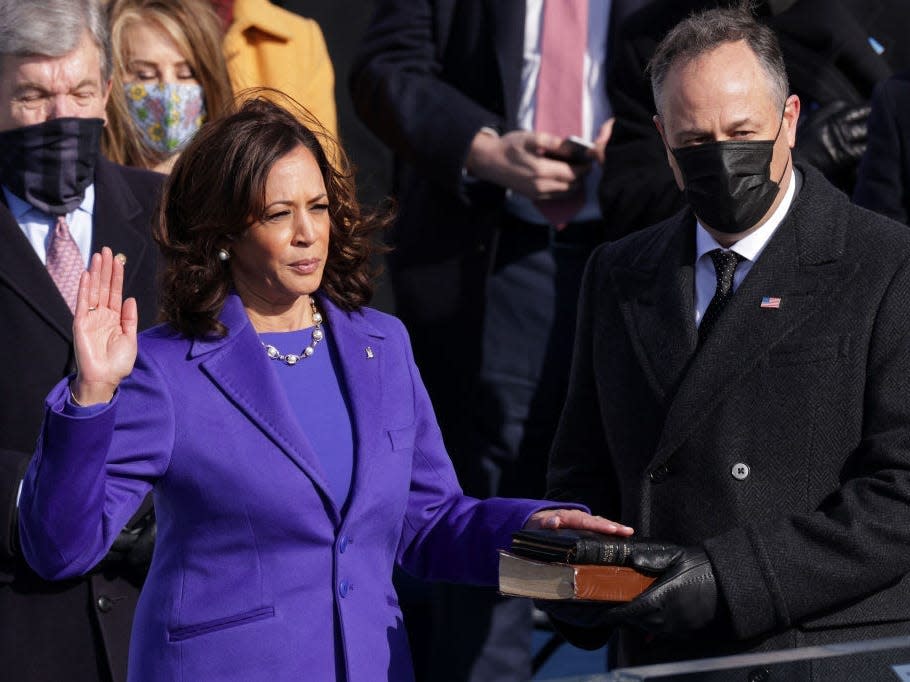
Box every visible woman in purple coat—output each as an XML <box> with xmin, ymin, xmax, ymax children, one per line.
<box><xmin>17</xmin><ymin>98</ymin><xmax>629</xmax><ymax>682</ymax></box>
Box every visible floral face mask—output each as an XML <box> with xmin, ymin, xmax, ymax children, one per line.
<box><xmin>124</xmin><ymin>82</ymin><xmax>206</xmax><ymax>155</ymax></box>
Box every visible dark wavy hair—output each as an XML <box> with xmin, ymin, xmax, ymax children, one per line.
<box><xmin>155</xmin><ymin>94</ymin><xmax>392</xmax><ymax>338</ymax></box>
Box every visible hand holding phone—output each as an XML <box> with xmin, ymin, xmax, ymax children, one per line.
<box><xmin>546</xmin><ymin>136</ymin><xmax>596</xmax><ymax>163</ymax></box>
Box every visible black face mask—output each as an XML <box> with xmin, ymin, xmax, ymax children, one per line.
<box><xmin>0</xmin><ymin>117</ymin><xmax>104</xmax><ymax>216</ymax></box>
<box><xmin>670</xmin><ymin>112</ymin><xmax>788</xmax><ymax>234</ymax></box>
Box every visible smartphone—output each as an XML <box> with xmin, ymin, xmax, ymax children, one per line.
<box><xmin>547</xmin><ymin>136</ymin><xmax>596</xmax><ymax>163</ymax></box>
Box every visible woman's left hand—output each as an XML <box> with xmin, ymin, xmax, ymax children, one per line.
<box><xmin>524</xmin><ymin>509</ymin><xmax>634</xmax><ymax>536</ymax></box>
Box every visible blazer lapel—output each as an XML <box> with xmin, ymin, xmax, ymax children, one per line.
<box><xmin>0</xmin><ymin>200</ymin><xmax>73</xmax><ymax>341</ymax></box>
<box><xmin>319</xmin><ymin>299</ymin><xmax>386</xmax><ymax>508</ymax></box>
<box><xmin>611</xmin><ymin>214</ymin><xmax>698</xmax><ymax>405</ymax></box>
<box><xmin>487</xmin><ymin>0</ymin><xmax>526</xmax><ymax>128</ymax></box>
<box><xmin>192</xmin><ymin>296</ymin><xmax>338</xmax><ymax>519</ymax></box>
<box><xmin>91</xmin><ymin>158</ymin><xmax>154</xmax><ymax>296</ymax></box>
<box><xmin>650</xmin><ymin>167</ymin><xmax>857</xmax><ymax>470</ymax></box>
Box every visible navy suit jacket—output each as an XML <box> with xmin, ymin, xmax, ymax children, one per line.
<box><xmin>0</xmin><ymin>157</ymin><xmax>161</xmax><ymax>682</ymax></box>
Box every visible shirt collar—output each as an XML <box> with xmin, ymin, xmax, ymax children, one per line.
<box><xmin>695</xmin><ymin>167</ymin><xmax>796</xmax><ymax>263</ymax></box>
<box><xmin>2</xmin><ymin>183</ymin><xmax>95</xmax><ymax>222</ymax></box>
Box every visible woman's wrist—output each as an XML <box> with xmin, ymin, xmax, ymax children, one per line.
<box><xmin>69</xmin><ymin>378</ymin><xmax>117</xmax><ymax>407</ymax></box>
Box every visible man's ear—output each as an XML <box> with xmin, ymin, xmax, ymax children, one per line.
<box><xmin>654</xmin><ymin>114</ymin><xmax>685</xmax><ymax>191</ymax></box>
<box><xmin>783</xmin><ymin>94</ymin><xmax>800</xmax><ymax>149</ymax></box>
<box><xmin>101</xmin><ymin>77</ymin><xmax>112</xmax><ymax>125</ymax></box>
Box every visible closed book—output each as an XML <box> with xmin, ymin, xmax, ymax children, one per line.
<box><xmin>510</xmin><ymin>529</ymin><xmax>679</xmax><ymax>566</ymax></box>
<box><xmin>498</xmin><ymin>551</ymin><xmax>656</xmax><ymax>602</ymax></box>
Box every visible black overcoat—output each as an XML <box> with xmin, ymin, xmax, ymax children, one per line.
<box><xmin>547</xmin><ymin>165</ymin><xmax>910</xmax><ymax>677</ymax></box>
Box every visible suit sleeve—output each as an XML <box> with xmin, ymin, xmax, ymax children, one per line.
<box><xmin>705</xmin><ymin>254</ymin><xmax>910</xmax><ymax>640</ymax></box>
<box><xmin>349</xmin><ymin>0</ymin><xmax>505</xmax><ymax>195</ymax></box>
<box><xmin>853</xmin><ymin>77</ymin><xmax>910</xmax><ymax>225</ymax></box>
<box><xmin>388</xmin><ymin>318</ymin><xmax>575</xmax><ymax>586</ymax></box>
<box><xmin>18</xmin><ymin>350</ymin><xmax>175</xmax><ymax>581</ymax></box>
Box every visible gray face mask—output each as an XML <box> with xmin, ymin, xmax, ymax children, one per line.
<box><xmin>670</xmin><ymin>110</ymin><xmax>788</xmax><ymax>234</ymax></box>
<box><xmin>0</xmin><ymin>116</ymin><xmax>103</xmax><ymax>215</ymax></box>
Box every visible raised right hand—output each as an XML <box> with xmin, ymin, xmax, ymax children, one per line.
<box><xmin>70</xmin><ymin>247</ymin><xmax>138</xmax><ymax>406</ymax></box>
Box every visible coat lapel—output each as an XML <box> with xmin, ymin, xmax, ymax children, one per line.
<box><xmin>192</xmin><ymin>295</ymin><xmax>339</xmax><ymax>520</ymax></box>
<box><xmin>320</xmin><ymin>300</ymin><xmax>386</xmax><ymax>510</ymax></box>
<box><xmin>650</xmin><ymin>166</ymin><xmax>857</xmax><ymax>470</ymax></box>
<box><xmin>0</xmin><ymin>200</ymin><xmax>73</xmax><ymax>341</ymax></box>
<box><xmin>611</xmin><ymin>213</ymin><xmax>698</xmax><ymax>405</ymax></box>
<box><xmin>487</xmin><ymin>0</ymin><xmax>526</xmax><ymax>128</ymax></box>
<box><xmin>189</xmin><ymin>295</ymin><xmax>389</xmax><ymax>524</ymax></box>
<box><xmin>92</xmin><ymin>158</ymin><xmax>155</xmax><ymax>296</ymax></box>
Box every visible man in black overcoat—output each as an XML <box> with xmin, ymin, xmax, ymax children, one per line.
<box><xmin>542</xmin><ymin>8</ymin><xmax>910</xmax><ymax>679</ymax></box>
<box><xmin>599</xmin><ymin>0</ymin><xmax>910</xmax><ymax>242</ymax></box>
<box><xmin>0</xmin><ymin>1</ymin><xmax>160</xmax><ymax>680</ymax></box>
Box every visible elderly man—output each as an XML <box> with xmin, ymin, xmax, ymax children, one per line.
<box><xmin>542</xmin><ymin>7</ymin><xmax>910</xmax><ymax>678</ymax></box>
<box><xmin>0</xmin><ymin>1</ymin><xmax>160</xmax><ymax>680</ymax></box>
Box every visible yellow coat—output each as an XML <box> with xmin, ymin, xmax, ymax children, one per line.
<box><xmin>224</xmin><ymin>0</ymin><xmax>338</xmax><ymax>141</ymax></box>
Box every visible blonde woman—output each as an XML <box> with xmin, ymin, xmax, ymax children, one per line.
<box><xmin>102</xmin><ymin>0</ymin><xmax>233</xmax><ymax>172</ymax></box>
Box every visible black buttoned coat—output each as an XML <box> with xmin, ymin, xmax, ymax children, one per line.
<box><xmin>546</xmin><ymin>164</ymin><xmax>910</xmax><ymax>676</ymax></box>
<box><xmin>0</xmin><ymin>158</ymin><xmax>161</xmax><ymax>682</ymax></box>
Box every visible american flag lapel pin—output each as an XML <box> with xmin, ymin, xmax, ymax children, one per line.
<box><xmin>365</xmin><ymin>346</ymin><xmax>374</xmax><ymax>359</ymax></box>
<box><xmin>760</xmin><ymin>296</ymin><xmax>782</xmax><ymax>309</ymax></box>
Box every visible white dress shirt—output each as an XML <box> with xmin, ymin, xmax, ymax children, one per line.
<box><xmin>694</xmin><ymin>168</ymin><xmax>796</xmax><ymax>326</ymax></box>
<box><xmin>508</xmin><ymin>0</ymin><xmax>612</xmax><ymax>225</ymax></box>
<box><xmin>3</xmin><ymin>184</ymin><xmax>95</xmax><ymax>269</ymax></box>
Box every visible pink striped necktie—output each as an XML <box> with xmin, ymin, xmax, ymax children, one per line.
<box><xmin>534</xmin><ymin>0</ymin><xmax>588</xmax><ymax>229</ymax></box>
<box><xmin>46</xmin><ymin>215</ymin><xmax>84</xmax><ymax>313</ymax></box>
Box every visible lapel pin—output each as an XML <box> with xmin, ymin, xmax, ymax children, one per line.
<box><xmin>760</xmin><ymin>296</ymin><xmax>781</xmax><ymax>309</ymax></box>
<box><xmin>365</xmin><ymin>346</ymin><xmax>374</xmax><ymax>359</ymax></box>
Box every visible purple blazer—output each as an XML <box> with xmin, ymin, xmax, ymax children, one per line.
<box><xmin>19</xmin><ymin>294</ymin><xmax>560</xmax><ymax>681</ymax></box>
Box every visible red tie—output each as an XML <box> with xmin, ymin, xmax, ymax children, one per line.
<box><xmin>46</xmin><ymin>216</ymin><xmax>84</xmax><ymax>313</ymax></box>
<box><xmin>534</xmin><ymin>0</ymin><xmax>588</xmax><ymax>229</ymax></box>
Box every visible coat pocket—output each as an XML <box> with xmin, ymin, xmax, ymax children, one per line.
<box><xmin>387</xmin><ymin>425</ymin><xmax>417</xmax><ymax>452</ymax></box>
<box><xmin>167</xmin><ymin>605</ymin><xmax>275</xmax><ymax>642</ymax></box>
<box><xmin>767</xmin><ymin>336</ymin><xmax>845</xmax><ymax>366</ymax></box>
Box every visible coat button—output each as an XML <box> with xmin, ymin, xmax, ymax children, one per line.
<box><xmin>339</xmin><ymin>535</ymin><xmax>349</xmax><ymax>554</ymax></box>
<box><xmin>339</xmin><ymin>580</ymin><xmax>350</xmax><ymax>598</ymax></box>
<box><xmin>731</xmin><ymin>463</ymin><xmax>750</xmax><ymax>481</ymax></box>
<box><xmin>649</xmin><ymin>463</ymin><xmax>670</xmax><ymax>482</ymax></box>
<box><xmin>96</xmin><ymin>595</ymin><xmax>113</xmax><ymax>613</ymax></box>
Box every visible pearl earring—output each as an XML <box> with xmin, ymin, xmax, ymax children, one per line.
<box><xmin>217</xmin><ymin>248</ymin><xmax>231</xmax><ymax>262</ymax></box>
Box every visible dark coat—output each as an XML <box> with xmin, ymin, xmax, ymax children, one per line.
<box><xmin>853</xmin><ymin>70</ymin><xmax>910</xmax><ymax>224</ymax></box>
<box><xmin>349</xmin><ymin>0</ymin><xmax>647</xmax><ymax>489</ymax></box>
<box><xmin>0</xmin><ymin>157</ymin><xmax>161</xmax><ymax>682</ymax></box>
<box><xmin>547</xmin><ymin>164</ymin><xmax>910</xmax><ymax>675</ymax></box>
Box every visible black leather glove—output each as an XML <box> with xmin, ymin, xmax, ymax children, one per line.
<box><xmin>796</xmin><ymin>100</ymin><xmax>870</xmax><ymax>177</ymax></box>
<box><xmin>604</xmin><ymin>546</ymin><xmax>720</xmax><ymax>636</ymax></box>
<box><xmin>536</xmin><ymin>540</ymin><xmax>686</xmax><ymax>634</ymax></box>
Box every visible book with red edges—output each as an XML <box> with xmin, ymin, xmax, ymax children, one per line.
<box><xmin>498</xmin><ymin>550</ymin><xmax>656</xmax><ymax>602</ymax></box>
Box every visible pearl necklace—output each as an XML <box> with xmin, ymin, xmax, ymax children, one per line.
<box><xmin>261</xmin><ymin>299</ymin><xmax>324</xmax><ymax>366</ymax></box>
